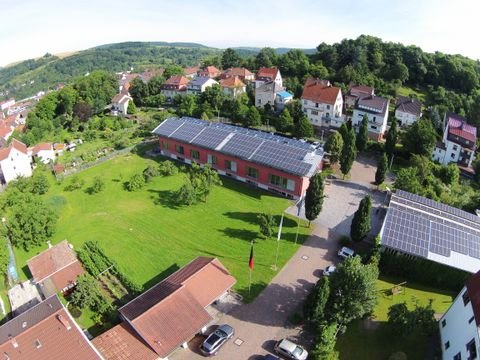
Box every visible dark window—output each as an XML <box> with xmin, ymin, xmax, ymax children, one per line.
<box><xmin>469</xmin><ymin>316</ymin><xmax>475</xmax><ymax>324</ymax></box>
<box><xmin>441</xmin><ymin>319</ymin><xmax>446</xmax><ymax>327</ymax></box>
<box><xmin>445</xmin><ymin>341</ymin><xmax>450</xmax><ymax>350</ymax></box>
<box><xmin>225</xmin><ymin>160</ymin><xmax>237</xmax><ymax>172</ymax></box>
<box><xmin>175</xmin><ymin>145</ymin><xmax>184</xmax><ymax>155</ymax></box>
<box><xmin>463</xmin><ymin>291</ymin><xmax>471</xmax><ymax>306</ymax></box>
<box><xmin>467</xmin><ymin>339</ymin><xmax>477</xmax><ymax>359</ymax></box>
<box><xmin>190</xmin><ymin>150</ymin><xmax>200</xmax><ymax>160</ymax></box>
<box><xmin>454</xmin><ymin>352</ymin><xmax>461</xmax><ymax>360</ymax></box>
<box><xmin>247</xmin><ymin>167</ymin><xmax>259</xmax><ymax>179</ymax></box>
<box><xmin>207</xmin><ymin>154</ymin><xmax>217</xmax><ymax>165</ymax></box>
<box><xmin>162</xmin><ymin>141</ymin><xmax>168</xmax><ymax>150</ymax></box>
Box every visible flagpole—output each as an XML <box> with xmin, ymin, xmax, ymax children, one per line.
<box><xmin>274</xmin><ymin>213</ymin><xmax>284</xmax><ymax>271</ymax></box>
<box><xmin>248</xmin><ymin>240</ymin><xmax>254</xmax><ymax>296</ymax></box>
<box><xmin>248</xmin><ymin>266</ymin><xmax>252</xmax><ymax>296</ymax></box>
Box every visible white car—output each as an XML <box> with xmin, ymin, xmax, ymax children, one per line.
<box><xmin>323</xmin><ymin>265</ymin><xmax>336</xmax><ymax>276</ymax></box>
<box><xmin>274</xmin><ymin>339</ymin><xmax>308</xmax><ymax>360</ymax></box>
<box><xmin>337</xmin><ymin>246</ymin><xmax>355</xmax><ymax>259</ymax></box>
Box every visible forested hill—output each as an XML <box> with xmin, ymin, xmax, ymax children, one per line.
<box><xmin>0</xmin><ymin>42</ymin><xmax>221</xmax><ymax>100</ymax></box>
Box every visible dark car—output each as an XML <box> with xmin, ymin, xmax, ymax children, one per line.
<box><xmin>264</xmin><ymin>355</ymin><xmax>280</xmax><ymax>360</ymax></box>
<box><xmin>199</xmin><ymin>324</ymin><xmax>235</xmax><ymax>356</ymax></box>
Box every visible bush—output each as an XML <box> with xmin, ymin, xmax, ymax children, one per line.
<box><xmin>158</xmin><ymin>161</ymin><xmax>178</xmax><ymax>176</ymax></box>
<box><xmin>339</xmin><ymin>235</ymin><xmax>352</xmax><ymax>247</ymax></box>
<box><xmin>64</xmin><ymin>176</ymin><xmax>85</xmax><ymax>191</ymax></box>
<box><xmin>91</xmin><ymin>176</ymin><xmax>105</xmax><ymax>193</ymax></box>
<box><xmin>126</xmin><ymin>173</ymin><xmax>145</xmax><ymax>191</ymax></box>
<box><xmin>143</xmin><ymin>165</ymin><xmax>160</xmax><ymax>182</ymax></box>
<box><xmin>69</xmin><ymin>305</ymin><xmax>82</xmax><ymax>318</ymax></box>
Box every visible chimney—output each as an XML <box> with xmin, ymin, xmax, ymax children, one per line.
<box><xmin>56</xmin><ymin>314</ymin><xmax>71</xmax><ymax>330</ymax></box>
<box><xmin>8</xmin><ymin>337</ymin><xmax>18</xmax><ymax>349</ymax></box>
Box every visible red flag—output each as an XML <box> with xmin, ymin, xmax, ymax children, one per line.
<box><xmin>248</xmin><ymin>242</ymin><xmax>254</xmax><ymax>270</ymax></box>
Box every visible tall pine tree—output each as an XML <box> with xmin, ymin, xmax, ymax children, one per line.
<box><xmin>340</xmin><ymin>128</ymin><xmax>356</xmax><ymax>178</ymax></box>
<box><xmin>305</xmin><ymin>173</ymin><xmax>324</xmax><ymax>225</ymax></box>
<box><xmin>375</xmin><ymin>152</ymin><xmax>388</xmax><ymax>185</ymax></box>
<box><xmin>356</xmin><ymin>114</ymin><xmax>369</xmax><ymax>151</ymax></box>
<box><xmin>385</xmin><ymin>117</ymin><xmax>398</xmax><ymax>159</ymax></box>
<box><xmin>350</xmin><ymin>196</ymin><xmax>372</xmax><ymax>242</ymax></box>
<box><xmin>324</xmin><ymin>131</ymin><xmax>343</xmax><ymax>164</ymax></box>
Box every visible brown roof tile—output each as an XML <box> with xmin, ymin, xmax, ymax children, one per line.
<box><xmin>92</xmin><ymin>323</ymin><xmax>159</xmax><ymax>360</ymax></box>
<box><xmin>32</xmin><ymin>142</ymin><xmax>53</xmax><ymax>154</ymax></box>
<box><xmin>0</xmin><ymin>139</ymin><xmax>28</xmax><ymax>161</ymax></box>
<box><xmin>356</xmin><ymin>95</ymin><xmax>389</xmax><ymax>116</ymax></box>
<box><xmin>220</xmin><ymin>76</ymin><xmax>246</xmax><ymax>89</ymax></box>
<box><xmin>396</xmin><ymin>95</ymin><xmax>422</xmax><ymax>116</ymax></box>
<box><xmin>27</xmin><ymin>241</ymin><xmax>83</xmax><ymax>286</ymax></box>
<box><xmin>301</xmin><ymin>79</ymin><xmax>341</xmax><ymax>105</ymax></box>
<box><xmin>0</xmin><ymin>295</ymin><xmax>102</xmax><ymax>359</ymax></box>
<box><xmin>164</xmin><ymin>76</ymin><xmax>190</xmax><ymax>86</ymax></box>
<box><xmin>257</xmin><ymin>67</ymin><xmax>279</xmax><ymax>80</ymax></box>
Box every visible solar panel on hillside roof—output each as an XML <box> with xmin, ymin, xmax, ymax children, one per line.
<box><xmin>170</xmin><ymin>122</ymin><xmax>206</xmax><ymax>143</ymax></box>
<box><xmin>153</xmin><ymin>118</ymin><xmax>184</xmax><ymax>137</ymax></box>
<box><xmin>191</xmin><ymin>127</ymin><xmax>230</xmax><ymax>150</ymax></box>
<box><xmin>220</xmin><ymin>134</ymin><xmax>262</xmax><ymax>159</ymax></box>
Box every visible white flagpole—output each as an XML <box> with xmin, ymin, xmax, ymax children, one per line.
<box><xmin>274</xmin><ymin>214</ymin><xmax>284</xmax><ymax>270</ymax></box>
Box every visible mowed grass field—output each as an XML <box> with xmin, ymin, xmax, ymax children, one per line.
<box><xmin>336</xmin><ymin>276</ymin><xmax>455</xmax><ymax>359</ymax></box>
<box><xmin>14</xmin><ymin>152</ymin><xmax>310</xmax><ymax>301</ymax></box>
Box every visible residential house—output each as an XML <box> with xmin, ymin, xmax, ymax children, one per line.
<box><xmin>352</xmin><ymin>95</ymin><xmax>389</xmax><ymax>141</ymax></box>
<box><xmin>255</xmin><ymin>81</ymin><xmax>284</xmax><ymax>110</ymax></box>
<box><xmin>153</xmin><ymin>117</ymin><xmax>323</xmax><ymax>199</ymax></box>
<box><xmin>183</xmin><ymin>65</ymin><xmax>200</xmax><ymax>79</ymax></box>
<box><xmin>220</xmin><ymin>67</ymin><xmax>255</xmax><ymax>82</ymax></box>
<box><xmin>186</xmin><ymin>76</ymin><xmax>218</xmax><ymax>96</ymax></box>
<box><xmin>161</xmin><ymin>76</ymin><xmax>190</xmax><ymax>101</ymax></box>
<box><xmin>198</xmin><ymin>66</ymin><xmax>221</xmax><ymax>78</ymax></box>
<box><xmin>0</xmin><ymin>139</ymin><xmax>32</xmax><ymax>184</ymax></box>
<box><xmin>301</xmin><ymin>78</ymin><xmax>343</xmax><ymax>129</ymax></box>
<box><xmin>219</xmin><ymin>76</ymin><xmax>246</xmax><ymax>98</ymax></box>
<box><xmin>54</xmin><ymin>143</ymin><xmax>66</xmax><ymax>155</ymax></box>
<box><xmin>439</xmin><ymin>271</ymin><xmax>480</xmax><ymax>360</ymax></box>
<box><xmin>0</xmin><ymin>98</ymin><xmax>15</xmax><ymax>111</ymax></box>
<box><xmin>139</xmin><ymin>68</ymin><xmax>165</xmax><ymax>83</ymax></box>
<box><xmin>92</xmin><ymin>257</ymin><xmax>236</xmax><ymax>360</ymax></box>
<box><xmin>275</xmin><ymin>91</ymin><xmax>294</xmax><ymax>111</ymax></box>
<box><xmin>432</xmin><ymin>112</ymin><xmax>476</xmax><ymax>170</ymax></box>
<box><xmin>380</xmin><ymin>189</ymin><xmax>480</xmax><ymax>274</ymax></box>
<box><xmin>0</xmin><ymin>295</ymin><xmax>103</xmax><ymax>359</ymax></box>
<box><xmin>395</xmin><ymin>95</ymin><xmax>422</xmax><ymax>127</ymax></box>
<box><xmin>0</xmin><ymin>126</ymin><xmax>13</xmax><ymax>147</ymax></box>
<box><xmin>255</xmin><ymin>67</ymin><xmax>282</xmax><ymax>89</ymax></box>
<box><xmin>31</xmin><ymin>143</ymin><xmax>55</xmax><ymax>164</ymax></box>
<box><xmin>27</xmin><ymin>240</ymin><xmax>85</xmax><ymax>298</ymax></box>
<box><xmin>344</xmin><ymin>84</ymin><xmax>374</xmax><ymax>108</ymax></box>
<box><xmin>117</xmin><ymin>72</ymin><xmax>139</xmax><ymax>94</ymax></box>
<box><xmin>111</xmin><ymin>93</ymin><xmax>133</xmax><ymax>116</ymax></box>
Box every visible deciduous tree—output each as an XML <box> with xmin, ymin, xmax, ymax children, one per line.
<box><xmin>324</xmin><ymin>131</ymin><xmax>343</xmax><ymax>164</ymax></box>
<box><xmin>258</xmin><ymin>213</ymin><xmax>277</xmax><ymax>239</ymax></box>
<box><xmin>293</xmin><ymin>115</ymin><xmax>314</xmax><ymax>138</ymax></box>
<box><xmin>402</xmin><ymin>119</ymin><xmax>437</xmax><ymax>156</ymax></box>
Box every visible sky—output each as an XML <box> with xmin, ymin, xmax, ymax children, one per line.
<box><xmin>0</xmin><ymin>0</ymin><xmax>479</xmax><ymax>66</ymax></box>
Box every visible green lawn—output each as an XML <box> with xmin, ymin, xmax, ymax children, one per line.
<box><xmin>336</xmin><ymin>276</ymin><xmax>455</xmax><ymax>359</ymax></box>
<box><xmin>13</xmin><ymin>153</ymin><xmax>310</xmax><ymax>303</ymax></box>
<box><xmin>397</xmin><ymin>86</ymin><xmax>427</xmax><ymax>103</ymax></box>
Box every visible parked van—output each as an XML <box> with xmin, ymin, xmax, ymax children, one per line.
<box><xmin>337</xmin><ymin>246</ymin><xmax>355</xmax><ymax>259</ymax></box>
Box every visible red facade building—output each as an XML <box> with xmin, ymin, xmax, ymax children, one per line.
<box><xmin>153</xmin><ymin>117</ymin><xmax>323</xmax><ymax>198</ymax></box>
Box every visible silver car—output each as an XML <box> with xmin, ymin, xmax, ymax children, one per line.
<box><xmin>274</xmin><ymin>338</ymin><xmax>308</xmax><ymax>360</ymax></box>
<box><xmin>200</xmin><ymin>324</ymin><xmax>235</xmax><ymax>356</ymax></box>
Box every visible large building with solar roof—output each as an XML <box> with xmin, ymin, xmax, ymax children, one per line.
<box><xmin>152</xmin><ymin>117</ymin><xmax>324</xmax><ymax>198</ymax></box>
<box><xmin>380</xmin><ymin>189</ymin><xmax>480</xmax><ymax>273</ymax></box>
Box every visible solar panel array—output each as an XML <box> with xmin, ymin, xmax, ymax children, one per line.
<box><xmin>382</xmin><ymin>190</ymin><xmax>480</xmax><ymax>261</ymax></box>
<box><xmin>152</xmin><ymin>117</ymin><xmax>323</xmax><ymax>176</ymax></box>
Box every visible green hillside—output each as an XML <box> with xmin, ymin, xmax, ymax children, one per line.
<box><xmin>0</xmin><ymin>42</ymin><xmax>220</xmax><ymax>100</ymax></box>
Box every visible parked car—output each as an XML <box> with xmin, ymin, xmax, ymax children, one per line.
<box><xmin>200</xmin><ymin>324</ymin><xmax>235</xmax><ymax>356</ymax></box>
<box><xmin>337</xmin><ymin>246</ymin><xmax>354</xmax><ymax>259</ymax></box>
<box><xmin>274</xmin><ymin>339</ymin><xmax>308</xmax><ymax>360</ymax></box>
<box><xmin>323</xmin><ymin>265</ymin><xmax>336</xmax><ymax>276</ymax></box>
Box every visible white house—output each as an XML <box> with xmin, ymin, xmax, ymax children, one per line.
<box><xmin>301</xmin><ymin>78</ymin><xmax>343</xmax><ymax>128</ymax></box>
<box><xmin>31</xmin><ymin>143</ymin><xmax>55</xmax><ymax>164</ymax></box>
<box><xmin>439</xmin><ymin>271</ymin><xmax>480</xmax><ymax>360</ymax></box>
<box><xmin>0</xmin><ymin>126</ymin><xmax>14</xmax><ymax>147</ymax></box>
<box><xmin>395</xmin><ymin>95</ymin><xmax>422</xmax><ymax>127</ymax></box>
<box><xmin>219</xmin><ymin>76</ymin><xmax>246</xmax><ymax>98</ymax></box>
<box><xmin>161</xmin><ymin>75</ymin><xmax>190</xmax><ymax>101</ymax></box>
<box><xmin>0</xmin><ymin>139</ymin><xmax>32</xmax><ymax>184</ymax></box>
<box><xmin>275</xmin><ymin>91</ymin><xmax>294</xmax><ymax>111</ymax></box>
<box><xmin>432</xmin><ymin>112</ymin><xmax>476</xmax><ymax>169</ymax></box>
<box><xmin>0</xmin><ymin>98</ymin><xmax>15</xmax><ymax>112</ymax></box>
<box><xmin>352</xmin><ymin>95</ymin><xmax>389</xmax><ymax>141</ymax></box>
<box><xmin>255</xmin><ymin>67</ymin><xmax>282</xmax><ymax>89</ymax></box>
<box><xmin>111</xmin><ymin>93</ymin><xmax>133</xmax><ymax>116</ymax></box>
<box><xmin>345</xmin><ymin>84</ymin><xmax>374</xmax><ymax>109</ymax></box>
<box><xmin>186</xmin><ymin>77</ymin><xmax>218</xmax><ymax>96</ymax></box>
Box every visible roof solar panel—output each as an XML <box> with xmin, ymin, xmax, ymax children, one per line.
<box><xmin>153</xmin><ymin>117</ymin><xmax>184</xmax><ymax>137</ymax></box>
<box><xmin>170</xmin><ymin>122</ymin><xmax>206</xmax><ymax>143</ymax></box>
<box><xmin>191</xmin><ymin>127</ymin><xmax>230</xmax><ymax>150</ymax></box>
<box><xmin>221</xmin><ymin>134</ymin><xmax>262</xmax><ymax>159</ymax></box>
<box><xmin>251</xmin><ymin>141</ymin><xmax>311</xmax><ymax>176</ymax></box>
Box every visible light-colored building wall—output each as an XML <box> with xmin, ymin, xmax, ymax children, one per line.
<box><xmin>36</xmin><ymin>149</ymin><xmax>56</xmax><ymax>164</ymax></box>
<box><xmin>255</xmin><ymin>89</ymin><xmax>275</xmax><ymax>108</ymax></box>
<box><xmin>302</xmin><ymin>92</ymin><xmax>343</xmax><ymax>128</ymax></box>
<box><xmin>352</xmin><ymin>108</ymin><xmax>388</xmax><ymax>139</ymax></box>
<box><xmin>395</xmin><ymin>109</ymin><xmax>420</xmax><ymax>127</ymax></box>
<box><xmin>439</xmin><ymin>287</ymin><xmax>480</xmax><ymax>360</ymax></box>
<box><xmin>0</xmin><ymin>148</ymin><xmax>32</xmax><ymax>184</ymax></box>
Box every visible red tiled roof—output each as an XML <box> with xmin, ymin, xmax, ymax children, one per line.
<box><xmin>222</xmin><ymin>67</ymin><xmax>254</xmax><ymax>78</ymax></box>
<box><xmin>92</xmin><ymin>323</ymin><xmax>159</xmax><ymax>360</ymax></box>
<box><xmin>447</xmin><ymin>114</ymin><xmax>477</xmax><ymax>143</ymax></box>
<box><xmin>27</xmin><ymin>241</ymin><xmax>83</xmax><ymax>286</ymax></box>
<box><xmin>467</xmin><ymin>272</ymin><xmax>480</xmax><ymax>326</ymax></box>
<box><xmin>0</xmin><ymin>295</ymin><xmax>102</xmax><ymax>359</ymax></box>
<box><xmin>257</xmin><ymin>67</ymin><xmax>279</xmax><ymax>80</ymax></box>
<box><xmin>0</xmin><ymin>139</ymin><xmax>28</xmax><ymax>161</ymax></box>
<box><xmin>183</xmin><ymin>65</ymin><xmax>200</xmax><ymax>75</ymax></box>
<box><xmin>54</xmin><ymin>143</ymin><xmax>65</xmax><ymax>151</ymax></box>
<box><xmin>220</xmin><ymin>76</ymin><xmax>246</xmax><ymax>89</ymax></box>
<box><xmin>0</xmin><ymin>126</ymin><xmax>12</xmax><ymax>138</ymax></box>
<box><xmin>140</xmin><ymin>68</ymin><xmax>165</xmax><ymax>83</ymax></box>
<box><xmin>116</xmin><ymin>257</ymin><xmax>235</xmax><ymax>358</ymax></box>
<box><xmin>32</xmin><ymin>142</ymin><xmax>53</xmax><ymax>155</ymax></box>
<box><xmin>304</xmin><ymin>78</ymin><xmax>330</xmax><ymax>88</ymax></box>
<box><xmin>53</xmin><ymin>164</ymin><xmax>65</xmax><ymax>175</ymax></box>
<box><xmin>301</xmin><ymin>80</ymin><xmax>341</xmax><ymax>105</ymax></box>
<box><xmin>199</xmin><ymin>66</ymin><xmax>221</xmax><ymax>76</ymax></box>
<box><xmin>112</xmin><ymin>93</ymin><xmax>127</xmax><ymax>104</ymax></box>
<box><xmin>164</xmin><ymin>76</ymin><xmax>190</xmax><ymax>86</ymax></box>
<box><xmin>347</xmin><ymin>83</ymin><xmax>374</xmax><ymax>98</ymax></box>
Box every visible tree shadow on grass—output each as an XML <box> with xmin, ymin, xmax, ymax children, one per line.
<box><xmin>21</xmin><ymin>265</ymin><xmax>32</xmax><ymax>280</ymax></box>
<box><xmin>141</xmin><ymin>264</ymin><xmax>180</xmax><ymax>290</ymax></box>
<box><xmin>224</xmin><ymin>212</ymin><xmax>298</xmax><ymax>228</ymax></box>
<box><xmin>219</xmin><ymin>228</ymin><xmax>259</xmax><ymax>243</ymax></box>
<box><xmin>147</xmin><ymin>189</ymin><xmax>181</xmax><ymax>209</ymax></box>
